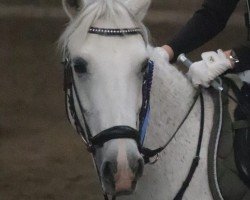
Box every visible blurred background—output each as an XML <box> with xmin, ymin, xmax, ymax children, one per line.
<box><xmin>0</xmin><ymin>0</ymin><xmax>248</xmax><ymax>200</ymax></box>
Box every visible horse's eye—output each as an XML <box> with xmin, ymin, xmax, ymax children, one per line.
<box><xmin>141</xmin><ymin>59</ymin><xmax>149</xmax><ymax>73</ymax></box>
<box><xmin>73</xmin><ymin>58</ymin><xmax>88</xmax><ymax>74</ymax></box>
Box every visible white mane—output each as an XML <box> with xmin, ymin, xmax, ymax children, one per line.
<box><xmin>59</xmin><ymin>0</ymin><xmax>150</xmax><ymax>57</ymax></box>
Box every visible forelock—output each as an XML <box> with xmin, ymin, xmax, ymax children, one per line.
<box><xmin>58</xmin><ymin>0</ymin><xmax>150</xmax><ymax>58</ymax></box>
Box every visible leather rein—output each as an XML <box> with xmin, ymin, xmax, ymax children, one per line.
<box><xmin>61</xmin><ymin>26</ymin><xmax>205</xmax><ymax>200</ymax></box>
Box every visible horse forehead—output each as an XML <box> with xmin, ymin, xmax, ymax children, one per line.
<box><xmin>69</xmin><ymin>34</ymin><xmax>148</xmax><ymax>62</ymax></box>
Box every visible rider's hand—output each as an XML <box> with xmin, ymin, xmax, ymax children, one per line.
<box><xmin>150</xmin><ymin>47</ymin><xmax>170</xmax><ymax>64</ymax></box>
<box><xmin>162</xmin><ymin>45</ymin><xmax>174</xmax><ymax>61</ymax></box>
<box><xmin>187</xmin><ymin>49</ymin><xmax>232</xmax><ymax>88</ymax></box>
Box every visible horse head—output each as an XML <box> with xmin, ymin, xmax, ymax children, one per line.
<box><xmin>60</xmin><ymin>0</ymin><xmax>151</xmax><ymax>196</ymax></box>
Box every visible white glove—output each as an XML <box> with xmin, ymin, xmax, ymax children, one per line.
<box><xmin>187</xmin><ymin>49</ymin><xmax>232</xmax><ymax>88</ymax></box>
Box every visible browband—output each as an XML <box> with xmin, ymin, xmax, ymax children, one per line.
<box><xmin>88</xmin><ymin>27</ymin><xmax>142</xmax><ymax>36</ymax></box>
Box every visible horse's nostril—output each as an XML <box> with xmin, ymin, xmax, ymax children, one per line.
<box><xmin>102</xmin><ymin>161</ymin><xmax>115</xmax><ymax>183</ymax></box>
<box><xmin>132</xmin><ymin>157</ymin><xmax>144</xmax><ymax>178</ymax></box>
<box><xmin>136</xmin><ymin>158</ymin><xmax>144</xmax><ymax>178</ymax></box>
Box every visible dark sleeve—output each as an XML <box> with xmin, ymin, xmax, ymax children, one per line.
<box><xmin>230</xmin><ymin>42</ymin><xmax>250</xmax><ymax>73</ymax></box>
<box><xmin>168</xmin><ymin>0</ymin><xmax>240</xmax><ymax>61</ymax></box>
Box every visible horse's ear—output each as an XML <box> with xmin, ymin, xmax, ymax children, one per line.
<box><xmin>122</xmin><ymin>0</ymin><xmax>151</xmax><ymax>21</ymax></box>
<box><xmin>62</xmin><ymin>0</ymin><xmax>84</xmax><ymax>20</ymax></box>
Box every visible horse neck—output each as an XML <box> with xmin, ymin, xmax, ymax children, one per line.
<box><xmin>145</xmin><ymin>59</ymin><xmax>196</xmax><ymax>147</ymax></box>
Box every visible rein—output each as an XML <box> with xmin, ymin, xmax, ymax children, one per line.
<box><xmin>140</xmin><ymin>89</ymin><xmax>205</xmax><ymax>200</ymax></box>
<box><xmin>62</xmin><ymin>26</ymin><xmax>205</xmax><ymax>200</ymax></box>
<box><xmin>246</xmin><ymin>0</ymin><xmax>250</xmax><ymax>40</ymax></box>
<box><xmin>141</xmin><ymin>90</ymin><xmax>201</xmax><ymax>164</ymax></box>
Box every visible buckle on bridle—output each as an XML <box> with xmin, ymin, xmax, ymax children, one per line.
<box><xmin>142</xmin><ymin>152</ymin><xmax>160</xmax><ymax>165</ymax></box>
<box><xmin>86</xmin><ymin>144</ymin><xmax>95</xmax><ymax>153</ymax></box>
<box><xmin>148</xmin><ymin>153</ymin><xmax>159</xmax><ymax>165</ymax></box>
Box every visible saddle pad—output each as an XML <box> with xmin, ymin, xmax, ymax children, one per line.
<box><xmin>208</xmin><ymin>79</ymin><xmax>250</xmax><ymax>200</ymax></box>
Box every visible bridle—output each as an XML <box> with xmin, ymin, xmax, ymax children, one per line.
<box><xmin>62</xmin><ymin>26</ymin><xmax>155</xmax><ymax>156</ymax></box>
<box><xmin>61</xmin><ymin>26</ymin><xmax>205</xmax><ymax>200</ymax></box>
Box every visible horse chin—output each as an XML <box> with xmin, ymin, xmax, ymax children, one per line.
<box><xmin>115</xmin><ymin>190</ymin><xmax>134</xmax><ymax>197</ymax></box>
<box><xmin>102</xmin><ymin>179</ymin><xmax>137</xmax><ymax>197</ymax></box>
<box><xmin>115</xmin><ymin>179</ymin><xmax>137</xmax><ymax>196</ymax></box>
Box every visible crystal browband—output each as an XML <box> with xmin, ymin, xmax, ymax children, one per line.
<box><xmin>88</xmin><ymin>27</ymin><xmax>142</xmax><ymax>36</ymax></box>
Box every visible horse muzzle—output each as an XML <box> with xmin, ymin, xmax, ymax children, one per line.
<box><xmin>101</xmin><ymin>158</ymin><xmax>143</xmax><ymax>196</ymax></box>
<box><xmin>97</xmin><ymin>126</ymin><xmax>144</xmax><ymax>196</ymax></box>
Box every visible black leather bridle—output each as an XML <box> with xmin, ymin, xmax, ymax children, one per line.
<box><xmin>62</xmin><ymin>27</ymin><xmax>154</xmax><ymax>154</ymax></box>
<box><xmin>61</xmin><ymin>26</ymin><xmax>205</xmax><ymax>200</ymax></box>
<box><xmin>64</xmin><ymin>56</ymin><xmax>142</xmax><ymax>151</ymax></box>
<box><xmin>62</xmin><ymin>26</ymin><xmax>156</xmax><ymax>200</ymax></box>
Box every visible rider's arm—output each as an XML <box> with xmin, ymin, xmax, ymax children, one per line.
<box><xmin>163</xmin><ymin>0</ymin><xmax>240</xmax><ymax>61</ymax></box>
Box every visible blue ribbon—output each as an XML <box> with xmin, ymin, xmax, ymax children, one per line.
<box><xmin>139</xmin><ymin>60</ymin><xmax>154</xmax><ymax>145</ymax></box>
<box><xmin>139</xmin><ymin>105</ymin><xmax>151</xmax><ymax>145</ymax></box>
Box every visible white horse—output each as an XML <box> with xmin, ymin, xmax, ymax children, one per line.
<box><xmin>59</xmin><ymin>0</ymin><xmax>215</xmax><ymax>199</ymax></box>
